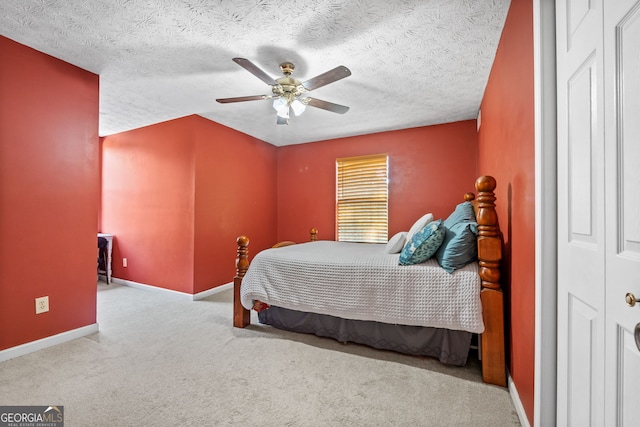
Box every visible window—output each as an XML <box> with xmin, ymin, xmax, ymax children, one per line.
<box><xmin>336</xmin><ymin>154</ymin><xmax>388</xmax><ymax>243</ymax></box>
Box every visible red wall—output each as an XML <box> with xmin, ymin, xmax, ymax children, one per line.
<box><xmin>478</xmin><ymin>0</ymin><xmax>535</xmax><ymax>424</ymax></box>
<box><xmin>193</xmin><ymin>116</ymin><xmax>277</xmax><ymax>293</ymax></box>
<box><xmin>277</xmin><ymin>122</ymin><xmax>479</xmax><ymax>243</ymax></box>
<box><xmin>101</xmin><ymin>118</ymin><xmax>196</xmax><ymax>293</ymax></box>
<box><xmin>0</xmin><ymin>36</ymin><xmax>100</xmax><ymax>350</ymax></box>
<box><xmin>101</xmin><ymin>116</ymin><xmax>277</xmax><ymax>294</ymax></box>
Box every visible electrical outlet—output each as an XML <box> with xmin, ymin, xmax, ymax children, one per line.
<box><xmin>35</xmin><ymin>296</ymin><xmax>49</xmax><ymax>314</ymax></box>
<box><xmin>123</xmin><ymin>258</ymin><xmax>127</xmax><ymax>267</ymax></box>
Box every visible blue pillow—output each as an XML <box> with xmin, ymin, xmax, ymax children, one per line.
<box><xmin>435</xmin><ymin>221</ymin><xmax>478</xmax><ymax>273</ymax></box>
<box><xmin>399</xmin><ymin>220</ymin><xmax>445</xmax><ymax>265</ymax></box>
<box><xmin>443</xmin><ymin>201</ymin><xmax>476</xmax><ymax>229</ymax></box>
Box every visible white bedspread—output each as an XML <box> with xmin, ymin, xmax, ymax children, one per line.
<box><xmin>240</xmin><ymin>241</ymin><xmax>485</xmax><ymax>333</ymax></box>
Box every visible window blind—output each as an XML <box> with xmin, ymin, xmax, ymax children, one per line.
<box><xmin>336</xmin><ymin>154</ymin><xmax>388</xmax><ymax>243</ymax></box>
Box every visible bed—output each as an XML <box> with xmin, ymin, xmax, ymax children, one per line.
<box><xmin>232</xmin><ymin>175</ymin><xmax>506</xmax><ymax>387</ymax></box>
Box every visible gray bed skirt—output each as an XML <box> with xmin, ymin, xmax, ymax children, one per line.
<box><xmin>258</xmin><ymin>306</ymin><xmax>473</xmax><ymax>366</ymax></box>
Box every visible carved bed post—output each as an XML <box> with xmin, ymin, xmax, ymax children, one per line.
<box><xmin>475</xmin><ymin>176</ymin><xmax>506</xmax><ymax>387</ymax></box>
<box><xmin>310</xmin><ymin>228</ymin><xmax>318</xmax><ymax>241</ymax></box>
<box><xmin>233</xmin><ymin>235</ymin><xmax>250</xmax><ymax>328</ymax></box>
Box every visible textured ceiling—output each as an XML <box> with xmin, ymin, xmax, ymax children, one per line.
<box><xmin>0</xmin><ymin>0</ymin><xmax>510</xmax><ymax>146</ymax></box>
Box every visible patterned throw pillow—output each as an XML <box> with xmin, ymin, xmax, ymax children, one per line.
<box><xmin>406</xmin><ymin>213</ymin><xmax>434</xmax><ymax>243</ymax></box>
<box><xmin>399</xmin><ymin>220</ymin><xmax>445</xmax><ymax>266</ymax></box>
<box><xmin>385</xmin><ymin>231</ymin><xmax>408</xmax><ymax>254</ymax></box>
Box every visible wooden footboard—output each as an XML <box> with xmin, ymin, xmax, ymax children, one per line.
<box><xmin>233</xmin><ymin>228</ymin><xmax>318</xmax><ymax>328</ymax></box>
<box><xmin>233</xmin><ymin>177</ymin><xmax>506</xmax><ymax>387</ymax></box>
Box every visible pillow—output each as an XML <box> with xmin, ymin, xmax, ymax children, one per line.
<box><xmin>385</xmin><ymin>231</ymin><xmax>408</xmax><ymax>254</ymax></box>
<box><xmin>406</xmin><ymin>213</ymin><xmax>434</xmax><ymax>243</ymax></box>
<box><xmin>435</xmin><ymin>221</ymin><xmax>479</xmax><ymax>273</ymax></box>
<box><xmin>399</xmin><ymin>220</ymin><xmax>445</xmax><ymax>265</ymax></box>
<box><xmin>443</xmin><ymin>201</ymin><xmax>476</xmax><ymax>229</ymax></box>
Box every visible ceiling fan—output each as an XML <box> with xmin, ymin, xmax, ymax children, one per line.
<box><xmin>216</xmin><ymin>58</ymin><xmax>351</xmax><ymax>125</ymax></box>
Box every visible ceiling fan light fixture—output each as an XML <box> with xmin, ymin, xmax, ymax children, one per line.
<box><xmin>290</xmin><ymin>99</ymin><xmax>306</xmax><ymax>116</ymax></box>
<box><xmin>273</xmin><ymin>97</ymin><xmax>290</xmax><ymax>118</ymax></box>
<box><xmin>277</xmin><ymin>108</ymin><xmax>290</xmax><ymax>119</ymax></box>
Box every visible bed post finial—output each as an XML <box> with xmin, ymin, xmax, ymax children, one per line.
<box><xmin>475</xmin><ymin>176</ymin><xmax>501</xmax><ymax>289</ymax></box>
<box><xmin>234</xmin><ymin>235</ymin><xmax>250</xmax><ymax>328</ymax></box>
<box><xmin>310</xmin><ymin>228</ymin><xmax>318</xmax><ymax>241</ymax></box>
<box><xmin>235</xmin><ymin>236</ymin><xmax>250</xmax><ymax>278</ymax></box>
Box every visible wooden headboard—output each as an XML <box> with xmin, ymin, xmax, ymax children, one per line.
<box><xmin>439</xmin><ymin>175</ymin><xmax>505</xmax><ymax>385</ymax></box>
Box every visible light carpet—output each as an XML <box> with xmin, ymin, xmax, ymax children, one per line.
<box><xmin>0</xmin><ymin>282</ymin><xmax>521</xmax><ymax>426</ymax></box>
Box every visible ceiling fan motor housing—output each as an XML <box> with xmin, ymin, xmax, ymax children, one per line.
<box><xmin>273</xmin><ymin>75</ymin><xmax>305</xmax><ymax>100</ymax></box>
<box><xmin>279</xmin><ymin>62</ymin><xmax>295</xmax><ymax>75</ymax></box>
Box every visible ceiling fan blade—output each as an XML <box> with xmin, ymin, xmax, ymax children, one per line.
<box><xmin>302</xmin><ymin>66</ymin><xmax>351</xmax><ymax>91</ymax></box>
<box><xmin>305</xmin><ymin>97</ymin><xmax>350</xmax><ymax>114</ymax></box>
<box><xmin>232</xmin><ymin>58</ymin><xmax>277</xmax><ymax>85</ymax></box>
<box><xmin>216</xmin><ymin>95</ymin><xmax>270</xmax><ymax>103</ymax></box>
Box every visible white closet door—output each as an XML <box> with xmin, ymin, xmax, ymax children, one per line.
<box><xmin>557</xmin><ymin>0</ymin><xmax>640</xmax><ymax>425</ymax></box>
<box><xmin>556</xmin><ymin>0</ymin><xmax>606</xmax><ymax>425</ymax></box>
<box><xmin>604</xmin><ymin>1</ymin><xmax>640</xmax><ymax>425</ymax></box>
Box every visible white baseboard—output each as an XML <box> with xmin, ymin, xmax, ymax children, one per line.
<box><xmin>508</xmin><ymin>371</ymin><xmax>531</xmax><ymax>427</ymax></box>
<box><xmin>193</xmin><ymin>282</ymin><xmax>233</xmax><ymax>300</ymax></box>
<box><xmin>0</xmin><ymin>323</ymin><xmax>99</xmax><ymax>363</ymax></box>
<box><xmin>110</xmin><ymin>278</ymin><xmax>232</xmax><ymax>301</ymax></box>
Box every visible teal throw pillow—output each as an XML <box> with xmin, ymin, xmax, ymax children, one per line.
<box><xmin>399</xmin><ymin>220</ymin><xmax>445</xmax><ymax>266</ymax></box>
<box><xmin>435</xmin><ymin>221</ymin><xmax>479</xmax><ymax>273</ymax></box>
<box><xmin>443</xmin><ymin>201</ymin><xmax>476</xmax><ymax>229</ymax></box>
